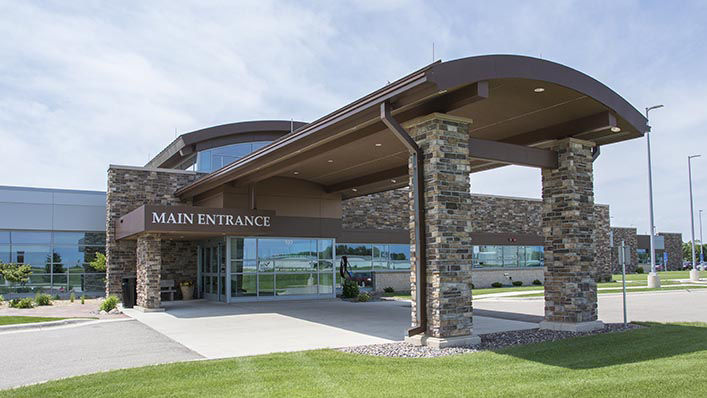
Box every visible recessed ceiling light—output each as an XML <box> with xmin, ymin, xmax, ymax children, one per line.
<box><xmin>610</xmin><ymin>127</ymin><xmax>621</xmax><ymax>133</ymax></box>
<box><xmin>327</xmin><ymin>159</ymin><xmax>334</xmax><ymax>163</ymax></box>
<box><xmin>352</xmin><ymin>188</ymin><xmax>358</xmax><ymax>192</ymax></box>
<box><xmin>293</xmin><ymin>171</ymin><xmax>300</xmax><ymax>175</ymax></box>
<box><xmin>533</xmin><ymin>87</ymin><xmax>545</xmax><ymax>93</ymax></box>
<box><xmin>375</xmin><ymin>143</ymin><xmax>382</xmax><ymax>147</ymax></box>
<box><xmin>391</xmin><ymin>179</ymin><xmax>397</xmax><ymax>183</ymax></box>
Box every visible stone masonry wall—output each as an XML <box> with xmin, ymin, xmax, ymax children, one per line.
<box><xmin>407</xmin><ymin>115</ymin><xmax>474</xmax><ymax>339</ymax></box>
<box><xmin>659</xmin><ymin>232</ymin><xmax>683</xmax><ymax>271</ymax></box>
<box><xmin>541</xmin><ymin>138</ymin><xmax>598</xmax><ymax>325</ymax></box>
<box><xmin>594</xmin><ymin>205</ymin><xmax>612</xmax><ymax>281</ymax></box>
<box><xmin>610</xmin><ymin>227</ymin><xmax>638</xmax><ymax>274</ymax></box>
<box><xmin>161</xmin><ymin>240</ymin><xmax>199</xmax><ymax>300</ymax></box>
<box><xmin>136</xmin><ymin>233</ymin><xmax>162</xmax><ymax>309</ymax></box>
<box><xmin>106</xmin><ymin>166</ymin><xmax>199</xmax><ymax>299</ymax></box>
<box><xmin>342</xmin><ymin>188</ymin><xmax>409</xmax><ymax>230</ymax></box>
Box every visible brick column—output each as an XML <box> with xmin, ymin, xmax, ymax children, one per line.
<box><xmin>136</xmin><ymin>233</ymin><xmax>163</xmax><ymax>311</ymax></box>
<box><xmin>405</xmin><ymin>114</ymin><xmax>478</xmax><ymax>348</ymax></box>
<box><xmin>540</xmin><ymin>138</ymin><xmax>603</xmax><ymax>332</ymax></box>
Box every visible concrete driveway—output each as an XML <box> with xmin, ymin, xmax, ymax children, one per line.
<box><xmin>0</xmin><ymin>319</ymin><xmax>201</xmax><ymax>390</ymax></box>
<box><xmin>124</xmin><ymin>299</ymin><xmax>537</xmax><ymax>359</ymax></box>
<box><xmin>475</xmin><ymin>289</ymin><xmax>707</xmax><ymax>323</ymax></box>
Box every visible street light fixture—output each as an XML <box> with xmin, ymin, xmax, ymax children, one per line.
<box><xmin>699</xmin><ymin>209</ymin><xmax>704</xmax><ymax>266</ymax></box>
<box><xmin>688</xmin><ymin>154</ymin><xmax>701</xmax><ymax>281</ymax></box>
<box><xmin>645</xmin><ymin>104</ymin><xmax>664</xmax><ymax>288</ymax></box>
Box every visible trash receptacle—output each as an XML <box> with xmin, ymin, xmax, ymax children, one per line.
<box><xmin>121</xmin><ymin>277</ymin><xmax>136</xmax><ymax>308</ymax></box>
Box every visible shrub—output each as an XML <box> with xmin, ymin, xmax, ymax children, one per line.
<box><xmin>35</xmin><ymin>293</ymin><xmax>52</xmax><ymax>306</ymax></box>
<box><xmin>491</xmin><ymin>282</ymin><xmax>503</xmax><ymax>288</ymax></box>
<box><xmin>100</xmin><ymin>295</ymin><xmax>120</xmax><ymax>312</ymax></box>
<box><xmin>0</xmin><ymin>294</ymin><xmax>4</xmax><ymax>304</ymax></box>
<box><xmin>53</xmin><ymin>294</ymin><xmax>60</xmax><ymax>300</ymax></box>
<box><xmin>512</xmin><ymin>281</ymin><xmax>523</xmax><ymax>287</ymax></box>
<box><xmin>636</xmin><ymin>267</ymin><xmax>645</xmax><ymax>274</ymax></box>
<box><xmin>70</xmin><ymin>292</ymin><xmax>75</xmax><ymax>303</ymax></box>
<box><xmin>383</xmin><ymin>287</ymin><xmax>395</xmax><ymax>294</ymax></box>
<box><xmin>342</xmin><ymin>279</ymin><xmax>360</xmax><ymax>299</ymax></box>
<box><xmin>10</xmin><ymin>298</ymin><xmax>34</xmax><ymax>309</ymax></box>
<box><xmin>357</xmin><ymin>293</ymin><xmax>371</xmax><ymax>302</ymax></box>
<box><xmin>532</xmin><ymin>279</ymin><xmax>542</xmax><ymax>286</ymax></box>
<box><xmin>0</xmin><ymin>263</ymin><xmax>32</xmax><ymax>284</ymax></box>
<box><xmin>81</xmin><ymin>294</ymin><xmax>85</xmax><ymax>305</ymax></box>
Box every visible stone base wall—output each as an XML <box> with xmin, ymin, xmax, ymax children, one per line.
<box><xmin>610</xmin><ymin>227</ymin><xmax>638</xmax><ymax>274</ymax></box>
<box><xmin>161</xmin><ymin>240</ymin><xmax>198</xmax><ymax>300</ymax></box>
<box><xmin>472</xmin><ymin>268</ymin><xmax>544</xmax><ymax>288</ymax></box>
<box><xmin>594</xmin><ymin>205</ymin><xmax>612</xmax><ymax>281</ymax></box>
<box><xmin>106</xmin><ymin>166</ymin><xmax>198</xmax><ymax>300</ymax></box>
<box><xmin>372</xmin><ymin>271</ymin><xmax>410</xmax><ymax>293</ymax></box>
<box><xmin>342</xmin><ymin>188</ymin><xmax>409</xmax><ymax>230</ymax></box>
<box><xmin>660</xmin><ymin>232</ymin><xmax>683</xmax><ymax>271</ymax></box>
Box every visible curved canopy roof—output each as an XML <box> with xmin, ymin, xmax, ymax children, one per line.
<box><xmin>146</xmin><ymin>120</ymin><xmax>307</xmax><ymax>169</ymax></box>
<box><xmin>176</xmin><ymin>55</ymin><xmax>648</xmax><ymax>200</ymax></box>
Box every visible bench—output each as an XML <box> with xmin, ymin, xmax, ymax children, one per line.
<box><xmin>160</xmin><ymin>279</ymin><xmax>177</xmax><ymax>302</ymax></box>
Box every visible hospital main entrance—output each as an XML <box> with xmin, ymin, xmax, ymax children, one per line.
<box><xmin>197</xmin><ymin>237</ymin><xmax>337</xmax><ymax>302</ymax></box>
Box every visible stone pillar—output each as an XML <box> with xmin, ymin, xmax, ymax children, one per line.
<box><xmin>136</xmin><ymin>233</ymin><xmax>163</xmax><ymax>311</ymax></box>
<box><xmin>405</xmin><ymin>114</ymin><xmax>478</xmax><ymax>348</ymax></box>
<box><xmin>540</xmin><ymin>138</ymin><xmax>603</xmax><ymax>332</ymax></box>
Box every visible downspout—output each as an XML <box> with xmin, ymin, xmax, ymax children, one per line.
<box><xmin>380</xmin><ymin>102</ymin><xmax>427</xmax><ymax>337</ymax></box>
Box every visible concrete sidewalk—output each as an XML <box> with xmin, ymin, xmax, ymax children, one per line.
<box><xmin>124</xmin><ymin>299</ymin><xmax>538</xmax><ymax>359</ymax></box>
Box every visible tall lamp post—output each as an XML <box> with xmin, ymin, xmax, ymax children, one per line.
<box><xmin>645</xmin><ymin>104</ymin><xmax>663</xmax><ymax>288</ymax></box>
<box><xmin>688</xmin><ymin>154</ymin><xmax>701</xmax><ymax>282</ymax></box>
<box><xmin>699</xmin><ymin>209</ymin><xmax>704</xmax><ymax>266</ymax></box>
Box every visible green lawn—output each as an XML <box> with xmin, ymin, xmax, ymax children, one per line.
<box><xmin>0</xmin><ymin>316</ymin><xmax>66</xmax><ymax>326</ymax></box>
<box><xmin>514</xmin><ymin>284</ymin><xmax>707</xmax><ymax>298</ymax></box>
<box><xmin>1</xmin><ymin>322</ymin><xmax>705</xmax><ymax>397</ymax></box>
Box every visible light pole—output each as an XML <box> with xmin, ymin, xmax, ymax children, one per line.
<box><xmin>688</xmin><ymin>154</ymin><xmax>701</xmax><ymax>281</ymax></box>
<box><xmin>645</xmin><ymin>104</ymin><xmax>663</xmax><ymax>288</ymax></box>
<box><xmin>700</xmin><ymin>209</ymin><xmax>704</xmax><ymax>266</ymax></box>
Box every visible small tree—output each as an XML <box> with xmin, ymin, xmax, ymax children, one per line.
<box><xmin>89</xmin><ymin>252</ymin><xmax>107</xmax><ymax>272</ymax></box>
<box><xmin>0</xmin><ymin>263</ymin><xmax>33</xmax><ymax>285</ymax></box>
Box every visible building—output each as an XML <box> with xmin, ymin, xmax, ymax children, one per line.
<box><xmin>0</xmin><ymin>186</ymin><xmax>106</xmax><ymax>297</ymax></box>
<box><xmin>2</xmin><ymin>55</ymin><xmax>687</xmax><ymax>346</ymax></box>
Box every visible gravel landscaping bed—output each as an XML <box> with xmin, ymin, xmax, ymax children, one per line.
<box><xmin>338</xmin><ymin>323</ymin><xmax>641</xmax><ymax>358</ymax></box>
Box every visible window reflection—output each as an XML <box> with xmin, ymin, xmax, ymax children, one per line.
<box><xmin>196</xmin><ymin>141</ymin><xmax>272</xmax><ymax>173</ymax></box>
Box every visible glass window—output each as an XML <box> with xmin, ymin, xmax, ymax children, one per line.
<box><xmin>231</xmin><ymin>260</ymin><xmax>257</xmax><ymax>273</ymax></box>
<box><xmin>230</xmin><ymin>238</ymin><xmax>256</xmax><ymax>260</ymax></box>
<box><xmin>196</xmin><ymin>142</ymin><xmax>272</xmax><ymax>173</ymax></box>
<box><xmin>373</xmin><ymin>244</ymin><xmax>389</xmax><ymax>270</ymax></box>
<box><xmin>258</xmin><ymin>239</ymin><xmax>316</xmax><ymax>273</ymax></box>
<box><xmin>525</xmin><ymin>246</ymin><xmax>544</xmax><ymax>267</ymax></box>
<box><xmin>336</xmin><ymin>244</ymin><xmax>372</xmax><ymax>271</ymax></box>
<box><xmin>231</xmin><ymin>274</ymin><xmax>257</xmax><ymax>297</ymax></box>
<box><xmin>12</xmin><ymin>245</ymin><xmax>51</xmax><ymax>266</ymax></box>
<box><xmin>389</xmin><ymin>244</ymin><xmax>410</xmax><ymax>270</ymax></box>
<box><xmin>275</xmin><ymin>273</ymin><xmax>318</xmax><ymax>296</ymax></box>
<box><xmin>53</xmin><ymin>232</ymin><xmax>105</xmax><ymax>246</ymax></box>
<box><xmin>476</xmin><ymin>245</ymin><xmax>503</xmax><ymax>267</ymax></box>
<box><xmin>0</xmin><ymin>231</ymin><xmax>9</xmax><ymax>244</ymax></box>
<box><xmin>11</xmin><ymin>231</ymin><xmax>51</xmax><ymax>244</ymax></box>
<box><xmin>502</xmin><ymin>246</ymin><xmax>519</xmax><ymax>267</ymax></box>
<box><xmin>317</xmin><ymin>273</ymin><xmax>334</xmax><ymax>294</ymax></box>
<box><xmin>259</xmin><ymin>274</ymin><xmax>274</xmax><ymax>296</ymax></box>
<box><xmin>637</xmin><ymin>249</ymin><xmax>649</xmax><ymax>264</ymax></box>
<box><xmin>0</xmin><ymin>244</ymin><xmax>10</xmax><ymax>263</ymax></box>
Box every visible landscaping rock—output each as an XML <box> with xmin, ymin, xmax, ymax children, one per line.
<box><xmin>99</xmin><ymin>310</ymin><xmax>108</xmax><ymax>315</ymax></box>
<box><xmin>338</xmin><ymin>323</ymin><xmax>641</xmax><ymax>358</ymax></box>
<box><xmin>108</xmin><ymin>308</ymin><xmax>120</xmax><ymax>315</ymax></box>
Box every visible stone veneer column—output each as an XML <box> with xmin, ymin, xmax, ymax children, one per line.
<box><xmin>405</xmin><ymin>114</ymin><xmax>477</xmax><ymax>348</ymax></box>
<box><xmin>540</xmin><ymin>138</ymin><xmax>603</xmax><ymax>331</ymax></box>
<box><xmin>136</xmin><ymin>233</ymin><xmax>163</xmax><ymax>311</ymax></box>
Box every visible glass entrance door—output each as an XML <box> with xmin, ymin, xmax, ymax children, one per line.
<box><xmin>200</xmin><ymin>243</ymin><xmax>225</xmax><ymax>302</ymax></box>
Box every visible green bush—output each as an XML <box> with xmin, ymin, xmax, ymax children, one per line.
<box><xmin>80</xmin><ymin>294</ymin><xmax>85</xmax><ymax>305</ymax></box>
<box><xmin>532</xmin><ymin>279</ymin><xmax>542</xmax><ymax>286</ymax></box>
<box><xmin>53</xmin><ymin>294</ymin><xmax>60</xmax><ymax>300</ymax></box>
<box><xmin>383</xmin><ymin>287</ymin><xmax>395</xmax><ymax>294</ymax></box>
<box><xmin>357</xmin><ymin>293</ymin><xmax>371</xmax><ymax>302</ymax></box>
<box><xmin>0</xmin><ymin>294</ymin><xmax>4</xmax><ymax>304</ymax></box>
<box><xmin>512</xmin><ymin>281</ymin><xmax>523</xmax><ymax>287</ymax></box>
<box><xmin>471</xmin><ymin>283</ymin><xmax>475</xmax><ymax>289</ymax></box>
<box><xmin>0</xmin><ymin>263</ymin><xmax>32</xmax><ymax>284</ymax></box>
<box><xmin>100</xmin><ymin>295</ymin><xmax>120</xmax><ymax>312</ymax></box>
<box><xmin>70</xmin><ymin>292</ymin><xmax>75</xmax><ymax>303</ymax></box>
<box><xmin>491</xmin><ymin>282</ymin><xmax>503</xmax><ymax>288</ymax></box>
<box><xmin>35</xmin><ymin>293</ymin><xmax>52</xmax><ymax>306</ymax></box>
<box><xmin>342</xmin><ymin>279</ymin><xmax>360</xmax><ymax>299</ymax></box>
<box><xmin>636</xmin><ymin>267</ymin><xmax>645</xmax><ymax>274</ymax></box>
<box><xmin>10</xmin><ymin>297</ymin><xmax>34</xmax><ymax>309</ymax></box>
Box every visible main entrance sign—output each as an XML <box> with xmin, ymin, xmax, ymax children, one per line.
<box><xmin>116</xmin><ymin>205</ymin><xmax>276</xmax><ymax>239</ymax></box>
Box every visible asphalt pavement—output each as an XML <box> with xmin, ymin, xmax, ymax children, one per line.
<box><xmin>1</xmin><ymin>319</ymin><xmax>201</xmax><ymax>390</ymax></box>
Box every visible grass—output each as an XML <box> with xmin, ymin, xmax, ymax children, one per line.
<box><xmin>0</xmin><ymin>316</ymin><xmax>66</xmax><ymax>326</ymax></box>
<box><xmin>1</xmin><ymin>322</ymin><xmax>705</xmax><ymax>397</ymax></box>
<box><xmin>514</xmin><ymin>284</ymin><xmax>707</xmax><ymax>298</ymax></box>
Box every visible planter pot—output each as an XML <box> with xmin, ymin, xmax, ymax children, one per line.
<box><xmin>180</xmin><ymin>285</ymin><xmax>194</xmax><ymax>300</ymax></box>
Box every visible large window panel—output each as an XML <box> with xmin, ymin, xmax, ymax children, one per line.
<box><xmin>0</xmin><ymin>244</ymin><xmax>9</xmax><ymax>263</ymax></box>
<box><xmin>230</xmin><ymin>238</ymin><xmax>256</xmax><ymax>260</ymax></box>
<box><xmin>12</xmin><ymin>245</ymin><xmax>51</xmax><ymax>266</ymax></box>
<box><xmin>231</xmin><ymin>274</ymin><xmax>257</xmax><ymax>297</ymax></box>
<box><xmin>336</xmin><ymin>244</ymin><xmax>372</xmax><ymax>271</ymax></box>
<box><xmin>389</xmin><ymin>244</ymin><xmax>410</xmax><ymax>270</ymax></box>
<box><xmin>525</xmin><ymin>246</ymin><xmax>544</xmax><ymax>267</ymax></box>
<box><xmin>372</xmin><ymin>244</ymin><xmax>389</xmax><ymax>270</ymax></box>
<box><xmin>11</xmin><ymin>231</ymin><xmax>51</xmax><ymax>244</ymax></box>
<box><xmin>275</xmin><ymin>273</ymin><xmax>318</xmax><ymax>296</ymax></box>
<box><xmin>317</xmin><ymin>273</ymin><xmax>334</xmax><ymax>294</ymax></box>
<box><xmin>53</xmin><ymin>232</ymin><xmax>105</xmax><ymax>246</ymax></box>
<box><xmin>476</xmin><ymin>245</ymin><xmax>503</xmax><ymax>267</ymax></box>
<box><xmin>0</xmin><ymin>231</ymin><xmax>9</xmax><ymax>244</ymax></box>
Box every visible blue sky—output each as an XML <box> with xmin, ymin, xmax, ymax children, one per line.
<box><xmin>1</xmin><ymin>0</ymin><xmax>706</xmax><ymax>239</ymax></box>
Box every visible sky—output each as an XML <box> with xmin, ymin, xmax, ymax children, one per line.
<box><xmin>1</xmin><ymin>0</ymin><xmax>706</xmax><ymax>239</ymax></box>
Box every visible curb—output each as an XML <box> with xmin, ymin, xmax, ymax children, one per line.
<box><xmin>0</xmin><ymin>318</ymin><xmax>97</xmax><ymax>332</ymax></box>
